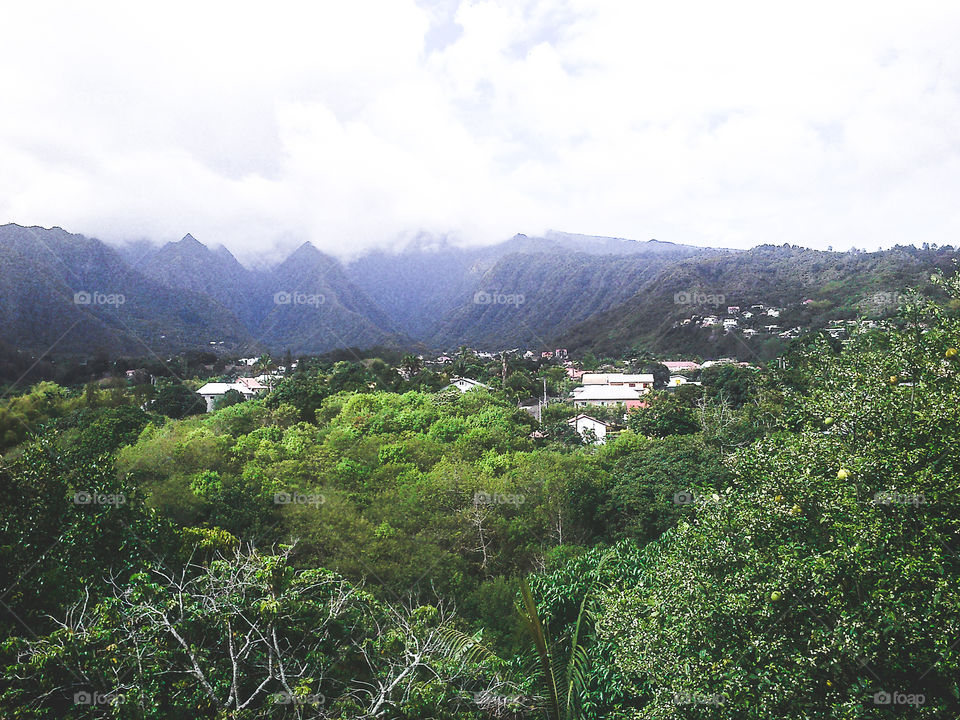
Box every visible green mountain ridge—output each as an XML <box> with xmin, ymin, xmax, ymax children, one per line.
<box><xmin>554</xmin><ymin>243</ymin><xmax>960</xmax><ymax>358</ymax></box>
<box><xmin>3</xmin><ymin>224</ymin><xmax>957</xmax><ymax>360</ymax></box>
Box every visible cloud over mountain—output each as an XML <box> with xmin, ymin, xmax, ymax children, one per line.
<box><xmin>2</xmin><ymin>1</ymin><xmax>959</xmax><ymax>260</ymax></box>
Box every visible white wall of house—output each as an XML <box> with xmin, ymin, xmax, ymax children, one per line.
<box><xmin>568</xmin><ymin>415</ymin><xmax>608</xmax><ymax>444</ymax></box>
<box><xmin>448</xmin><ymin>377</ymin><xmax>488</xmax><ymax>393</ymax></box>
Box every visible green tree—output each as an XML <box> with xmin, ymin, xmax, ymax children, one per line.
<box><xmin>598</xmin><ymin>282</ymin><xmax>960</xmax><ymax>718</ymax></box>
<box><xmin>150</xmin><ymin>381</ymin><xmax>205</xmax><ymax>418</ymax></box>
<box><xmin>626</xmin><ymin>392</ymin><xmax>699</xmax><ymax>437</ymax></box>
<box><xmin>213</xmin><ymin>387</ymin><xmax>244</xmax><ymax>410</ymax></box>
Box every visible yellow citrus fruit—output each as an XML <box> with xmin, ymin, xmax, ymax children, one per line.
<box><xmin>946</xmin><ymin>348</ymin><xmax>958</xmax><ymax>359</ymax></box>
<box><xmin>770</xmin><ymin>591</ymin><xmax>782</xmax><ymax>601</ymax></box>
<box><xmin>837</xmin><ymin>468</ymin><xmax>850</xmax><ymax>480</ymax></box>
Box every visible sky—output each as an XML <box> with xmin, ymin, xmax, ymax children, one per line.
<box><xmin>1</xmin><ymin>0</ymin><xmax>959</xmax><ymax>262</ymax></box>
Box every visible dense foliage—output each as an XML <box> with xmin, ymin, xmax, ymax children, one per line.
<box><xmin>2</xmin><ymin>277</ymin><xmax>960</xmax><ymax>717</ymax></box>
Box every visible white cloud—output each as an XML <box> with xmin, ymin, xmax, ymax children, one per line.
<box><xmin>1</xmin><ymin>0</ymin><xmax>959</xmax><ymax>261</ymax></box>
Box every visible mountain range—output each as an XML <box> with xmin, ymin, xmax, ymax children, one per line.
<box><xmin>1</xmin><ymin>223</ymin><xmax>957</xmax><ymax>360</ymax></box>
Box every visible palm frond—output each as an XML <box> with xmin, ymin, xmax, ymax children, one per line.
<box><xmin>434</xmin><ymin>626</ymin><xmax>497</xmax><ymax>665</ymax></box>
<box><xmin>519</xmin><ymin>578</ymin><xmax>562</xmax><ymax>720</ymax></box>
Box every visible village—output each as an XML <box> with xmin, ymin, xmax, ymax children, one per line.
<box><xmin>108</xmin><ymin>288</ymin><xmax>905</xmax><ymax>452</ymax></box>
<box><xmin>673</xmin><ymin>301</ymin><xmax>878</xmax><ymax>340</ymax></box>
<box><xmin>183</xmin><ymin>344</ymin><xmax>759</xmax><ymax>448</ymax></box>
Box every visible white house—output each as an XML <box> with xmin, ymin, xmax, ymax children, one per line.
<box><xmin>197</xmin><ymin>377</ymin><xmax>268</xmax><ymax>412</ymax></box>
<box><xmin>571</xmin><ymin>385</ymin><xmax>646</xmax><ymax>408</ymax></box>
<box><xmin>580</xmin><ymin>373</ymin><xmax>654</xmax><ymax>391</ymax></box>
<box><xmin>567</xmin><ymin>414</ymin><xmax>610</xmax><ymax>444</ymax></box>
<box><xmin>667</xmin><ymin>375</ymin><xmax>702</xmax><ymax>388</ymax></box>
<box><xmin>443</xmin><ymin>377</ymin><xmax>490</xmax><ymax>393</ymax></box>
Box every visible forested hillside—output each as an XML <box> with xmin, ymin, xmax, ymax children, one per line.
<box><xmin>2</xmin><ymin>275</ymin><xmax>959</xmax><ymax>717</ymax></box>
<box><xmin>556</xmin><ymin>243</ymin><xmax>960</xmax><ymax>358</ymax></box>
<box><xmin>0</xmin><ymin>225</ymin><xmax>251</xmax><ymax>354</ymax></box>
<box><xmin>5</xmin><ymin>223</ymin><xmax>959</xmax><ymax>361</ymax></box>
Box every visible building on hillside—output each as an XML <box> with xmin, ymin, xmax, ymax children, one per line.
<box><xmin>663</xmin><ymin>361</ymin><xmax>701</xmax><ymax>373</ymax></box>
<box><xmin>554</xmin><ymin>348</ymin><xmax>569</xmax><ymax>360</ymax></box>
<box><xmin>566</xmin><ymin>367</ymin><xmax>586</xmax><ymax>380</ymax></box>
<box><xmin>727</xmin><ymin>306</ymin><xmax>741</xmax><ymax>314</ymax></box>
<box><xmin>567</xmin><ymin>414</ymin><xmax>611</xmax><ymax>444</ymax></box>
<box><xmin>197</xmin><ymin>377</ymin><xmax>269</xmax><ymax>412</ymax></box>
<box><xmin>253</xmin><ymin>374</ymin><xmax>281</xmax><ymax>389</ymax></box>
<box><xmin>667</xmin><ymin>375</ymin><xmax>702</xmax><ymax>389</ymax></box>
<box><xmin>580</xmin><ymin>373</ymin><xmax>654</xmax><ymax>391</ymax></box>
<box><xmin>443</xmin><ymin>377</ymin><xmax>490</xmax><ymax>393</ymax></box>
<box><xmin>571</xmin><ymin>385</ymin><xmax>646</xmax><ymax>408</ymax></box>
<box><xmin>700</xmin><ymin>358</ymin><xmax>737</xmax><ymax>369</ymax></box>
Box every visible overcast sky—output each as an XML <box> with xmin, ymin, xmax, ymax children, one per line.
<box><xmin>2</xmin><ymin>0</ymin><xmax>959</xmax><ymax>261</ymax></box>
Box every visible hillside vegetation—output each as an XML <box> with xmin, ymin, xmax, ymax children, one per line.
<box><xmin>1</xmin><ymin>276</ymin><xmax>959</xmax><ymax>718</ymax></box>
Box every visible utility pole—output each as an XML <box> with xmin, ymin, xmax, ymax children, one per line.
<box><xmin>539</xmin><ymin>377</ymin><xmax>546</xmax><ymax>425</ymax></box>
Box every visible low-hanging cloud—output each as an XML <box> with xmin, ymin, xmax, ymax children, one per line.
<box><xmin>1</xmin><ymin>0</ymin><xmax>959</xmax><ymax>262</ymax></box>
